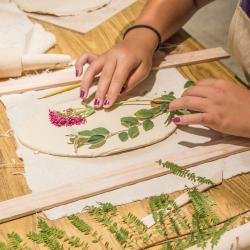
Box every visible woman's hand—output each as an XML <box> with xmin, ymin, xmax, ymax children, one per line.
<box><xmin>75</xmin><ymin>28</ymin><xmax>158</xmax><ymax>108</ymax></box>
<box><xmin>169</xmin><ymin>79</ymin><xmax>250</xmax><ymax>138</ymax></box>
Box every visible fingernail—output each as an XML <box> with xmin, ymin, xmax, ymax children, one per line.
<box><xmin>94</xmin><ymin>98</ymin><xmax>100</xmax><ymax>107</ymax></box>
<box><xmin>75</xmin><ymin>69</ymin><xmax>79</xmax><ymax>77</ymax></box>
<box><xmin>80</xmin><ymin>90</ymin><xmax>85</xmax><ymax>98</ymax></box>
<box><xmin>120</xmin><ymin>86</ymin><xmax>126</xmax><ymax>94</ymax></box>
<box><xmin>172</xmin><ymin>116</ymin><xmax>181</xmax><ymax>123</ymax></box>
<box><xmin>103</xmin><ymin>99</ymin><xmax>110</xmax><ymax>107</ymax></box>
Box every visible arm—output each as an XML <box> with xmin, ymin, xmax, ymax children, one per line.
<box><xmin>76</xmin><ymin>0</ymin><xmax>212</xmax><ymax>108</ymax></box>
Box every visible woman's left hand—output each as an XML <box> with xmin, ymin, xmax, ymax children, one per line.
<box><xmin>169</xmin><ymin>79</ymin><xmax>250</xmax><ymax>138</ymax></box>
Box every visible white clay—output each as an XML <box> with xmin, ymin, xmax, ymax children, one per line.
<box><xmin>17</xmin><ymin>97</ymin><xmax>176</xmax><ymax>157</ymax></box>
<box><xmin>14</xmin><ymin>0</ymin><xmax>111</xmax><ymax>16</ymax></box>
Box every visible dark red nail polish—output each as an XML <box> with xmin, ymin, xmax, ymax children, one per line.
<box><xmin>80</xmin><ymin>90</ymin><xmax>85</xmax><ymax>98</ymax></box>
<box><xmin>94</xmin><ymin>98</ymin><xmax>100</xmax><ymax>106</ymax></box>
<box><xmin>172</xmin><ymin>116</ymin><xmax>181</xmax><ymax>123</ymax></box>
<box><xmin>120</xmin><ymin>86</ymin><xmax>126</xmax><ymax>94</ymax></box>
<box><xmin>103</xmin><ymin>99</ymin><xmax>110</xmax><ymax>106</ymax></box>
<box><xmin>75</xmin><ymin>69</ymin><xmax>79</xmax><ymax>77</ymax></box>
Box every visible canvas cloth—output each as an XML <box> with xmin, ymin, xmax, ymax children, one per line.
<box><xmin>1</xmin><ymin>67</ymin><xmax>250</xmax><ymax>220</ymax></box>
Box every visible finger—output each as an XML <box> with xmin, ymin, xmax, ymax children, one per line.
<box><xmin>168</xmin><ymin>96</ymin><xmax>209</xmax><ymax>113</ymax></box>
<box><xmin>172</xmin><ymin>113</ymin><xmax>211</xmax><ymax>126</ymax></box>
<box><xmin>125</xmin><ymin>64</ymin><xmax>150</xmax><ymax>93</ymax></box>
<box><xmin>94</xmin><ymin>58</ymin><xmax>117</xmax><ymax>108</ymax></box>
<box><xmin>80</xmin><ymin>58</ymin><xmax>104</xmax><ymax>100</ymax></box>
<box><xmin>75</xmin><ymin>53</ymin><xmax>98</xmax><ymax>77</ymax></box>
<box><xmin>196</xmin><ymin>78</ymin><xmax>219</xmax><ymax>87</ymax></box>
<box><xmin>103</xmin><ymin>61</ymin><xmax>139</xmax><ymax>108</ymax></box>
<box><xmin>181</xmin><ymin>85</ymin><xmax>215</xmax><ymax>98</ymax></box>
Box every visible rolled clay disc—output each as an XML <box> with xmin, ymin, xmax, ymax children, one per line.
<box><xmin>14</xmin><ymin>0</ymin><xmax>111</xmax><ymax>16</ymax></box>
<box><xmin>17</xmin><ymin>98</ymin><xmax>176</xmax><ymax>157</ymax></box>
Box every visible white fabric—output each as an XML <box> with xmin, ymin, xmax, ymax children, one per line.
<box><xmin>0</xmin><ymin>2</ymin><xmax>56</xmax><ymax>55</ymax></box>
<box><xmin>23</xmin><ymin>0</ymin><xmax>137</xmax><ymax>34</ymax></box>
<box><xmin>1</xmin><ymin>68</ymin><xmax>250</xmax><ymax>220</ymax></box>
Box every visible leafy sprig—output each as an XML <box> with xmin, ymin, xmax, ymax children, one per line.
<box><xmin>158</xmin><ymin>160</ymin><xmax>215</xmax><ymax>185</ymax></box>
<box><xmin>0</xmin><ymin>159</ymin><xmax>243</xmax><ymax>250</ymax></box>
<box><xmin>68</xmin><ymin>92</ymin><xmax>175</xmax><ymax>152</ymax></box>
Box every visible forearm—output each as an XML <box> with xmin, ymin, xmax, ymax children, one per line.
<box><xmin>135</xmin><ymin>0</ymin><xmax>198</xmax><ymax>41</ymax></box>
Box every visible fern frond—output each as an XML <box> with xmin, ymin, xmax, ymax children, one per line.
<box><xmin>158</xmin><ymin>161</ymin><xmax>214</xmax><ymax>186</ymax></box>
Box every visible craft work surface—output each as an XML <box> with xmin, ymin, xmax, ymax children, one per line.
<box><xmin>0</xmin><ymin>1</ymin><xmax>250</xmax><ymax>249</ymax></box>
<box><xmin>19</xmin><ymin>0</ymin><xmax>136</xmax><ymax>33</ymax></box>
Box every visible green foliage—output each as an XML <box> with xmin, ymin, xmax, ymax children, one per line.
<box><xmin>159</xmin><ymin>160</ymin><xmax>214</xmax><ymax>185</ymax></box>
<box><xmin>27</xmin><ymin>220</ymin><xmax>64</xmax><ymax>250</ymax></box>
<box><xmin>128</xmin><ymin>126</ymin><xmax>139</xmax><ymax>138</ymax></box>
<box><xmin>143</xmin><ymin>119</ymin><xmax>154</xmax><ymax>131</ymax></box>
<box><xmin>135</xmin><ymin>109</ymin><xmax>155</xmax><ymax>119</ymax></box>
<box><xmin>120</xmin><ymin>117</ymin><xmax>139</xmax><ymax>128</ymax></box>
<box><xmin>69</xmin><ymin>91</ymin><xmax>180</xmax><ymax>149</ymax></box>
<box><xmin>118</xmin><ymin>132</ymin><xmax>129</xmax><ymax>142</ymax></box>
<box><xmin>0</xmin><ymin>161</ymin><xmax>240</xmax><ymax>250</ymax></box>
<box><xmin>0</xmin><ymin>233</ymin><xmax>30</xmax><ymax>250</ymax></box>
<box><xmin>68</xmin><ymin>215</ymin><xmax>92</xmax><ymax>235</ymax></box>
<box><xmin>184</xmin><ymin>80</ymin><xmax>195</xmax><ymax>88</ymax></box>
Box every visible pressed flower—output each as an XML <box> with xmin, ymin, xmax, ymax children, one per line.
<box><xmin>48</xmin><ymin>105</ymin><xmax>94</xmax><ymax>127</ymax></box>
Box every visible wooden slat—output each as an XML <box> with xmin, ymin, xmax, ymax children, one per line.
<box><xmin>153</xmin><ymin>47</ymin><xmax>229</xmax><ymax>70</ymax></box>
<box><xmin>0</xmin><ymin>137</ymin><xmax>249</xmax><ymax>224</ymax></box>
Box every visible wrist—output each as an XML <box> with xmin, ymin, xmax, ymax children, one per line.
<box><xmin>123</xmin><ymin>27</ymin><xmax>159</xmax><ymax>55</ymax></box>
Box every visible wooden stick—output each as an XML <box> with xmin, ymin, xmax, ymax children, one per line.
<box><xmin>0</xmin><ymin>137</ymin><xmax>248</xmax><ymax>224</ymax></box>
<box><xmin>152</xmin><ymin>47</ymin><xmax>229</xmax><ymax>70</ymax></box>
<box><xmin>0</xmin><ymin>47</ymin><xmax>229</xmax><ymax>97</ymax></box>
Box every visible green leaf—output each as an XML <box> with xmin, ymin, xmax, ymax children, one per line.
<box><xmin>160</xmin><ymin>103</ymin><xmax>168</xmax><ymax>111</ymax></box>
<box><xmin>175</xmin><ymin>109</ymin><xmax>191</xmax><ymax>115</ymax></box>
<box><xmin>128</xmin><ymin>126</ymin><xmax>139</xmax><ymax>138</ymax></box>
<box><xmin>143</xmin><ymin>119</ymin><xmax>154</xmax><ymax>131</ymax></box>
<box><xmin>120</xmin><ymin>117</ymin><xmax>139</xmax><ymax>128</ymax></box>
<box><xmin>134</xmin><ymin>109</ymin><xmax>154</xmax><ymax>119</ymax></box>
<box><xmin>83</xmin><ymin>106</ymin><xmax>95</xmax><ymax>117</ymax></box>
<box><xmin>78</xmin><ymin>130</ymin><xmax>94</xmax><ymax>137</ymax></box>
<box><xmin>118</xmin><ymin>132</ymin><xmax>129</xmax><ymax>142</ymax></box>
<box><xmin>160</xmin><ymin>94</ymin><xmax>176</xmax><ymax>102</ymax></box>
<box><xmin>88</xmin><ymin>135</ymin><xmax>106</xmax><ymax>145</ymax></box>
<box><xmin>92</xmin><ymin>127</ymin><xmax>110</xmax><ymax>136</ymax></box>
<box><xmin>149</xmin><ymin>107</ymin><xmax>162</xmax><ymax>115</ymax></box>
<box><xmin>184</xmin><ymin>80</ymin><xmax>195</xmax><ymax>88</ymax></box>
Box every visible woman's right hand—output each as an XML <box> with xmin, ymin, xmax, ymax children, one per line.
<box><xmin>75</xmin><ymin>28</ymin><xmax>158</xmax><ymax>108</ymax></box>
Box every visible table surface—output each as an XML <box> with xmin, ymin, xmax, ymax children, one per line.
<box><xmin>0</xmin><ymin>1</ymin><xmax>250</xmax><ymax>249</ymax></box>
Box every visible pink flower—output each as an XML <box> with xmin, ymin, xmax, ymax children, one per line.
<box><xmin>48</xmin><ymin>109</ymin><xmax>86</xmax><ymax>127</ymax></box>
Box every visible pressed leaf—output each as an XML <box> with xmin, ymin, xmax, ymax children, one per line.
<box><xmin>160</xmin><ymin>103</ymin><xmax>168</xmax><ymax>111</ymax></box>
<box><xmin>160</xmin><ymin>94</ymin><xmax>176</xmax><ymax>102</ymax></box>
<box><xmin>135</xmin><ymin>109</ymin><xmax>154</xmax><ymax>119</ymax></box>
<box><xmin>128</xmin><ymin>126</ymin><xmax>139</xmax><ymax>138</ymax></box>
<box><xmin>83</xmin><ymin>106</ymin><xmax>95</xmax><ymax>117</ymax></box>
<box><xmin>78</xmin><ymin>130</ymin><xmax>94</xmax><ymax>137</ymax></box>
<box><xmin>143</xmin><ymin>119</ymin><xmax>154</xmax><ymax>131</ymax></box>
<box><xmin>150</xmin><ymin>107</ymin><xmax>162</xmax><ymax>115</ymax></box>
<box><xmin>92</xmin><ymin>127</ymin><xmax>110</xmax><ymax>136</ymax></box>
<box><xmin>120</xmin><ymin>117</ymin><xmax>139</xmax><ymax>127</ymax></box>
<box><xmin>88</xmin><ymin>135</ymin><xmax>106</xmax><ymax>145</ymax></box>
<box><xmin>184</xmin><ymin>80</ymin><xmax>195</xmax><ymax>88</ymax></box>
<box><xmin>118</xmin><ymin>132</ymin><xmax>129</xmax><ymax>142</ymax></box>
